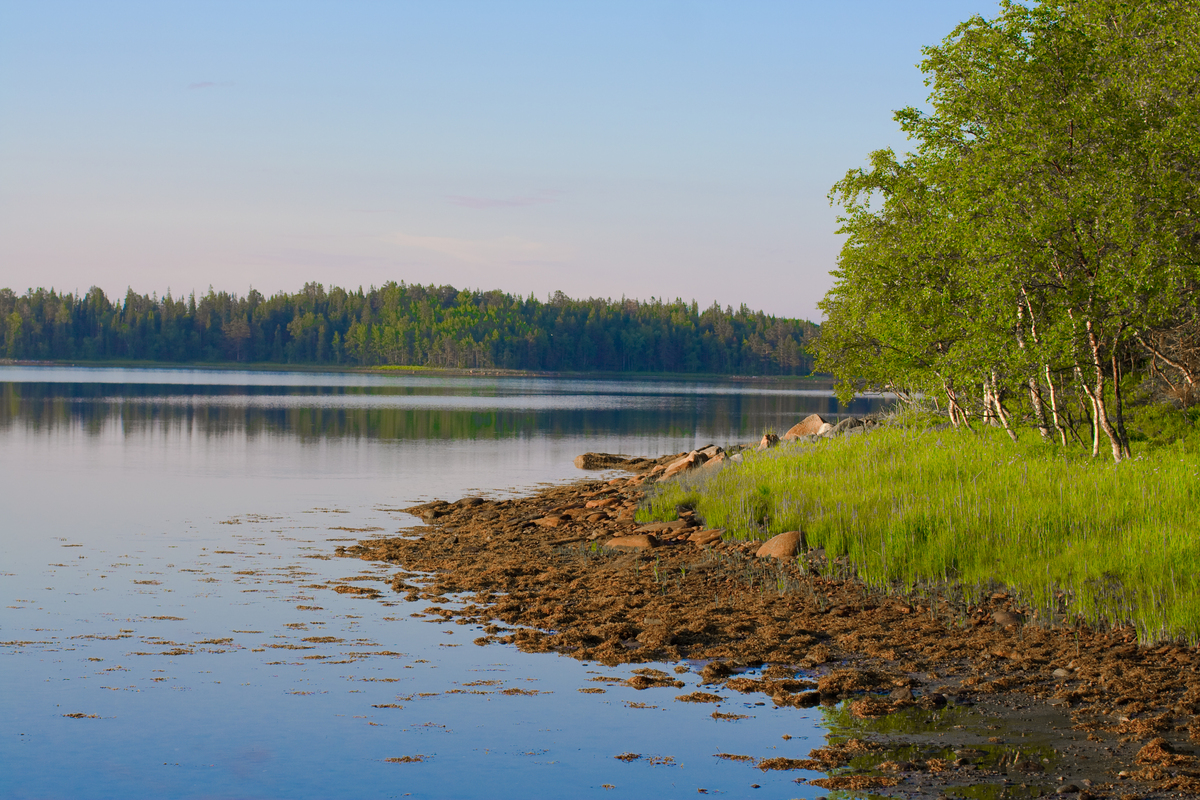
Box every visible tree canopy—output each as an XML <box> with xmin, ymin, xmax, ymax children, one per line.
<box><xmin>0</xmin><ymin>282</ymin><xmax>817</xmax><ymax>376</ymax></box>
<box><xmin>815</xmin><ymin>0</ymin><xmax>1200</xmax><ymax>460</ymax></box>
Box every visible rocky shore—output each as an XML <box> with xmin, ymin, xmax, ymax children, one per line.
<box><xmin>336</xmin><ymin>416</ymin><xmax>1200</xmax><ymax>798</ymax></box>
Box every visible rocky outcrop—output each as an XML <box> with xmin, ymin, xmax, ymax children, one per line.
<box><xmin>573</xmin><ymin>453</ymin><xmax>657</xmax><ymax>471</ymax></box>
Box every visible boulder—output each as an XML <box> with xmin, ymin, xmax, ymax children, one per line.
<box><xmin>782</xmin><ymin>414</ymin><xmax>827</xmax><ymax>440</ymax></box>
<box><xmin>534</xmin><ymin>515</ymin><xmax>566</xmax><ymax>528</ymax></box>
<box><xmin>756</xmin><ymin>433</ymin><xmax>780</xmax><ymax>451</ymax></box>
<box><xmin>662</xmin><ymin>451</ymin><xmax>707</xmax><ymax>479</ymax></box>
<box><xmin>605</xmin><ymin>534</ymin><xmax>657</xmax><ymax>550</ymax></box>
<box><xmin>699</xmin><ymin>452</ymin><xmax>726</xmax><ymax>469</ymax></box>
<box><xmin>697</xmin><ymin>444</ymin><xmax>723</xmax><ymax>458</ymax></box>
<box><xmin>755</xmin><ymin>530</ymin><xmax>804</xmax><ymax>560</ymax></box>
<box><xmin>816</xmin><ymin>423</ymin><xmax>834</xmax><ymax>436</ymax></box>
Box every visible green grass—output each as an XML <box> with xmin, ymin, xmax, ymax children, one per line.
<box><xmin>640</xmin><ymin>414</ymin><xmax>1200</xmax><ymax>643</ymax></box>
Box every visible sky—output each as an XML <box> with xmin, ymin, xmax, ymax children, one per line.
<box><xmin>0</xmin><ymin>1</ymin><xmax>1002</xmax><ymax>322</ymax></box>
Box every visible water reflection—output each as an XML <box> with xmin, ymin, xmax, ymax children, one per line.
<box><xmin>0</xmin><ymin>373</ymin><xmax>888</xmax><ymax>443</ymax></box>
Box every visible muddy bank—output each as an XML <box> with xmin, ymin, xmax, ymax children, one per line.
<box><xmin>337</xmin><ymin>452</ymin><xmax>1200</xmax><ymax>798</ymax></box>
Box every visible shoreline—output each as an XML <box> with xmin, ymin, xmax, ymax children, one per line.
<box><xmin>336</xmin><ymin>453</ymin><xmax>1200</xmax><ymax>798</ymax></box>
<box><xmin>0</xmin><ymin>359</ymin><xmax>840</xmax><ymax>385</ymax></box>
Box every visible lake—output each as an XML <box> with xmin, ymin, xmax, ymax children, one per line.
<box><xmin>0</xmin><ymin>366</ymin><xmax>887</xmax><ymax>799</ymax></box>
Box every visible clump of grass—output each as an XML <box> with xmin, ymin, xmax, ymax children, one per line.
<box><xmin>640</xmin><ymin>421</ymin><xmax>1200</xmax><ymax>643</ymax></box>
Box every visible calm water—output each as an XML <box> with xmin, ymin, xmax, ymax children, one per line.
<box><xmin>0</xmin><ymin>366</ymin><xmax>887</xmax><ymax>800</ymax></box>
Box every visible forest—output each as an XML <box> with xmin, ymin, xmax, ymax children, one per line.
<box><xmin>814</xmin><ymin>0</ymin><xmax>1200</xmax><ymax>461</ymax></box>
<box><xmin>0</xmin><ymin>282</ymin><xmax>816</xmax><ymax>376</ymax></box>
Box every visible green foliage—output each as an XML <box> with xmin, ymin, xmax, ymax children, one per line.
<box><xmin>641</xmin><ymin>425</ymin><xmax>1200</xmax><ymax>643</ymax></box>
<box><xmin>816</xmin><ymin>0</ymin><xmax>1200</xmax><ymax>460</ymax></box>
<box><xmin>0</xmin><ymin>282</ymin><xmax>816</xmax><ymax>375</ymax></box>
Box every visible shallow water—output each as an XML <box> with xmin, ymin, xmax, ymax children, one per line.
<box><xmin>1</xmin><ymin>366</ymin><xmax>887</xmax><ymax>799</ymax></box>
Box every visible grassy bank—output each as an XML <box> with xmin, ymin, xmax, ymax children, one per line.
<box><xmin>639</xmin><ymin>413</ymin><xmax>1200</xmax><ymax>643</ymax></box>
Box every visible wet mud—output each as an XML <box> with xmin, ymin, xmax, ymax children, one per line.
<box><xmin>339</xmin><ymin>453</ymin><xmax>1200</xmax><ymax>798</ymax></box>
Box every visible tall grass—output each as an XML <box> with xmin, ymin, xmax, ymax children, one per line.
<box><xmin>640</xmin><ymin>421</ymin><xmax>1200</xmax><ymax>643</ymax></box>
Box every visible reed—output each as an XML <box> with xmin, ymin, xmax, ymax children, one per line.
<box><xmin>639</xmin><ymin>419</ymin><xmax>1200</xmax><ymax>643</ymax></box>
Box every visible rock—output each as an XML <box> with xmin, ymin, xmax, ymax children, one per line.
<box><xmin>534</xmin><ymin>515</ymin><xmax>566</xmax><ymax>528</ymax></box>
<box><xmin>755</xmin><ymin>530</ymin><xmax>804</xmax><ymax>560</ymax></box>
<box><xmin>663</xmin><ymin>451</ymin><xmax>708</xmax><ymax>479</ymax></box>
<box><xmin>831</xmin><ymin>417</ymin><xmax>864</xmax><ymax>434</ymax></box>
<box><xmin>697</xmin><ymin>444</ymin><xmax>723</xmax><ymax>458</ymax></box>
<box><xmin>605</xmin><ymin>535</ymin><xmax>657</xmax><ymax>550</ymax></box>
<box><xmin>573</xmin><ymin>452</ymin><xmax>653</xmax><ymax>471</ymax></box>
<box><xmin>756</xmin><ymin>433</ymin><xmax>780</xmax><ymax>451</ymax></box>
<box><xmin>699</xmin><ymin>452</ymin><xmax>726</xmax><ymax>469</ymax></box>
<box><xmin>888</xmin><ymin>686</ymin><xmax>914</xmax><ymax>703</ymax></box>
<box><xmin>816</xmin><ymin>423</ymin><xmax>834</xmax><ymax>436</ymax></box>
<box><xmin>782</xmin><ymin>414</ymin><xmax>828</xmax><ymax>440</ymax></box>
<box><xmin>585</xmin><ymin>497</ymin><xmax>619</xmax><ymax>509</ymax></box>
<box><xmin>794</xmin><ymin>691</ymin><xmax>821</xmax><ymax>707</ymax></box>
<box><xmin>688</xmin><ymin>529</ymin><xmax>724</xmax><ymax>546</ymax></box>
<box><xmin>993</xmin><ymin>610</ymin><xmax>1025</xmax><ymax>627</ymax></box>
<box><xmin>456</xmin><ymin>497</ymin><xmax>484</xmax><ymax>507</ymax></box>
<box><xmin>729</xmin><ymin>453</ymin><xmax>743</xmax><ymax>463</ymax></box>
<box><xmin>1052</xmin><ymin>667</ymin><xmax>1072</xmax><ymax>679</ymax></box>
<box><xmin>634</xmin><ymin>520</ymin><xmax>690</xmax><ymax>533</ymax></box>
<box><xmin>1056</xmin><ymin>784</ymin><xmax>1080</xmax><ymax>794</ymax></box>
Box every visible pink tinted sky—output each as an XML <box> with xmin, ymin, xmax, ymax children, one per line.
<box><xmin>0</xmin><ymin>1</ymin><xmax>1000</xmax><ymax>321</ymax></box>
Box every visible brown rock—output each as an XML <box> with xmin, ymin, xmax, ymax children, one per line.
<box><xmin>993</xmin><ymin>610</ymin><xmax>1025</xmax><ymax>628</ymax></box>
<box><xmin>534</xmin><ymin>515</ymin><xmax>566</xmax><ymax>528</ymax></box>
<box><xmin>662</xmin><ymin>451</ymin><xmax>707</xmax><ymax>479</ymax></box>
<box><xmin>688</xmin><ymin>529</ymin><xmax>724</xmax><ymax>546</ymax></box>
<box><xmin>782</xmin><ymin>414</ymin><xmax>828</xmax><ymax>440</ymax></box>
<box><xmin>756</xmin><ymin>433</ymin><xmax>780</xmax><ymax>451</ymax></box>
<box><xmin>699</xmin><ymin>452</ymin><xmax>726</xmax><ymax>469</ymax></box>
<box><xmin>573</xmin><ymin>452</ymin><xmax>653</xmax><ymax>471</ymax></box>
<box><xmin>585</xmin><ymin>497</ymin><xmax>619</xmax><ymax>509</ymax></box>
<box><xmin>755</xmin><ymin>530</ymin><xmax>804</xmax><ymax>560</ymax></box>
<box><xmin>605</xmin><ymin>535</ymin><xmax>657</xmax><ymax>550</ymax></box>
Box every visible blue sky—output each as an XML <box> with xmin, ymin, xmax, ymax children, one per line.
<box><xmin>0</xmin><ymin>1</ymin><xmax>1000</xmax><ymax>321</ymax></box>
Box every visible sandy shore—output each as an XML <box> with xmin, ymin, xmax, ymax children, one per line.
<box><xmin>336</xmin><ymin>453</ymin><xmax>1200</xmax><ymax>798</ymax></box>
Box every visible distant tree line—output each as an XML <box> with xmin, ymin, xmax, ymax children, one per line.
<box><xmin>0</xmin><ymin>282</ymin><xmax>817</xmax><ymax>375</ymax></box>
<box><xmin>815</xmin><ymin>0</ymin><xmax>1200</xmax><ymax>462</ymax></box>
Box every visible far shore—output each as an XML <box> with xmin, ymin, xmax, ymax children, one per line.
<box><xmin>0</xmin><ymin>358</ymin><xmax>847</xmax><ymax>386</ymax></box>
